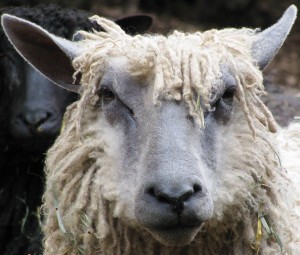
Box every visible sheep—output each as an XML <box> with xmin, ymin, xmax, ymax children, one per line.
<box><xmin>0</xmin><ymin>4</ymin><xmax>152</xmax><ymax>255</ymax></box>
<box><xmin>2</xmin><ymin>4</ymin><xmax>300</xmax><ymax>255</ymax></box>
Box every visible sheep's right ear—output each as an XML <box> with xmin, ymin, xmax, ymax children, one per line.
<box><xmin>1</xmin><ymin>14</ymin><xmax>82</xmax><ymax>93</ymax></box>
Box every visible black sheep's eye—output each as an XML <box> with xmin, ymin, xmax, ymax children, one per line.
<box><xmin>101</xmin><ymin>86</ymin><xmax>116</xmax><ymax>103</ymax></box>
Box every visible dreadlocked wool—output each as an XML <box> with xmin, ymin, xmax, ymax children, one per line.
<box><xmin>42</xmin><ymin>16</ymin><xmax>300</xmax><ymax>255</ymax></box>
<box><xmin>72</xmin><ymin>16</ymin><xmax>277</xmax><ymax>136</ymax></box>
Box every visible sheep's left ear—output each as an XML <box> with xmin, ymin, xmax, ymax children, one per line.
<box><xmin>252</xmin><ymin>5</ymin><xmax>297</xmax><ymax>70</ymax></box>
<box><xmin>1</xmin><ymin>14</ymin><xmax>82</xmax><ymax>92</ymax></box>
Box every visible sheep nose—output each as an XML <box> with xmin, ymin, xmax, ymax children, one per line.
<box><xmin>146</xmin><ymin>183</ymin><xmax>203</xmax><ymax>213</ymax></box>
<box><xmin>18</xmin><ymin>110</ymin><xmax>52</xmax><ymax>133</ymax></box>
<box><xmin>135</xmin><ymin>178</ymin><xmax>213</xmax><ymax>233</ymax></box>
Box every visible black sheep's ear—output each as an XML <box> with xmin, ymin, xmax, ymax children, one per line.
<box><xmin>115</xmin><ymin>14</ymin><xmax>153</xmax><ymax>35</ymax></box>
<box><xmin>251</xmin><ymin>5</ymin><xmax>297</xmax><ymax>70</ymax></box>
<box><xmin>1</xmin><ymin>14</ymin><xmax>82</xmax><ymax>93</ymax></box>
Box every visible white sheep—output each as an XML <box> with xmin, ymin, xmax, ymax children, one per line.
<box><xmin>2</xmin><ymin>5</ymin><xmax>300</xmax><ymax>255</ymax></box>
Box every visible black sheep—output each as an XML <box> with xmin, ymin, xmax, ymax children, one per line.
<box><xmin>0</xmin><ymin>4</ymin><xmax>152</xmax><ymax>254</ymax></box>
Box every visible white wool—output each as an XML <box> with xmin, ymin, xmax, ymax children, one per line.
<box><xmin>277</xmin><ymin>120</ymin><xmax>300</xmax><ymax>209</ymax></box>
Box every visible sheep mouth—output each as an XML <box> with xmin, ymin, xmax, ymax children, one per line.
<box><xmin>151</xmin><ymin>222</ymin><xmax>203</xmax><ymax>231</ymax></box>
<box><xmin>147</xmin><ymin>223</ymin><xmax>203</xmax><ymax>246</ymax></box>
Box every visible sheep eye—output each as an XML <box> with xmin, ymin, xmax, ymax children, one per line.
<box><xmin>100</xmin><ymin>86</ymin><xmax>116</xmax><ymax>103</ymax></box>
<box><xmin>222</xmin><ymin>87</ymin><xmax>236</xmax><ymax>101</ymax></box>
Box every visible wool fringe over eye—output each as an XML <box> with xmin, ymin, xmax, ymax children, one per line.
<box><xmin>72</xmin><ymin>16</ymin><xmax>277</xmax><ymax>137</ymax></box>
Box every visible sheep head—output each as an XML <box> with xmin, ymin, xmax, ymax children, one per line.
<box><xmin>0</xmin><ymin>11</ymin><xmax>152</xmax><ymax>152</ymax></box>
<box><xmin>1</xmin><ymin>6</ymin><xmax>298</xmax><ymax>253</ymax></box>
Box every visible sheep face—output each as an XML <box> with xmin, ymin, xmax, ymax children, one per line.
<box><xmin>93</xmin><ymin>58</ymin><xmax>242</xmax><ymax>246</ymax></box>
<box><xmin>10</xmin><ymin>66</ymin><xmax>75</xmax><ymax>150</ymax></box>
<box><xmin>0</xmin><ymin>49</ymin><xmax>76</xmax><ymax>151</ymax></box>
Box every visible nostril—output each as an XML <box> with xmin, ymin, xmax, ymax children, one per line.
<box><xmin>158</xmin><ymin>194</ymin><xmax>172</xmax><ymax>204</ymax></box>
<box><xmin>45</xmin><ymin>112</ymin><xmax>52</xmax><ymax>119</ymax></box>
<box><xmin>193</xmin><ymin>183</ymin><xmax>202</xmax><ymax>193</ymax></box>
<box><xmin>147</xmin><ymin>187</ymin><xmax>155</xmax><ymax>197</ymax></box>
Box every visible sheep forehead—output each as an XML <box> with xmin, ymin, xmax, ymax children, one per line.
<box><xmin>109</xmin><ymin>54</ymin><xmax>224</xmax><ymax>80</ymax></box>
<box><xmin>103</xmin><ymin>57</ymin><xmax>237</xmax><ymax>100</ymax></box>
<box><xmin>75</xmin><ymin>20</ymin><xmax>267</xmax><ymax>130</ymax></box>
<box><xmin>76</xmin><ymin>21</ymin><xmax>256</xmax><ymax>95</ymax></box>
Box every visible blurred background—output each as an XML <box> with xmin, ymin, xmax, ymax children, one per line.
<box><xmin>1</xmin><ymin>0</ymin><xmax>299</xmax><ymax>125</ymax></box>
